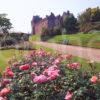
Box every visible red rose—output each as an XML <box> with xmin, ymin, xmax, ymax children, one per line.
<box><xmin>2</xmin><ymin>79</ymin><xmax>11</xmax><ymax>85</ymax></box>
<box><xmin>0</xmin><ymin>88</ymin><xmax>11</xmax><ymax>96</ymax></box>
<box><xmin>19</xmin><ymin>64</ymin><xmax>30</xmax><ymax>70</ymax></box>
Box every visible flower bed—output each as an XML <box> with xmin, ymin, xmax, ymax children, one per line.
<box><xmin>0</xmin><ymin>50</ymin><xmax>100</xmax><ymax>100</ymax></box>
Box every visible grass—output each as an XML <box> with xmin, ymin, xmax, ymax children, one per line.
<box><xmin>0</xmin><ymin>49</ymin><xmax>32</xmax><ymax>72</ymax></box>
<box><xmin>29</xmin><ymin>33</ymin><xmax>100</xmax><ymax>49</ymax></box>
<box><xmin>29</xmin><ymin>35</ymin><xmax>41</xmax><ymax>41</ymax></box>
<box><xmin>0</xmin><ymin>45</ymin><xmax>54</xmax><ymax>72</ymax></box>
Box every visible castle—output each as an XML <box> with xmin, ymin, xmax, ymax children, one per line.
<box><xmin>31</xmin><ymin>11</ymin><xmax>72</xmax><ymax>35</ymax></box>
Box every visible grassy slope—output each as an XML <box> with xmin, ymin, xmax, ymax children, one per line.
<box><xmin>29</xmin><ymin>33</ymin><xmax>100</xmax><ymax>49</ymax></box>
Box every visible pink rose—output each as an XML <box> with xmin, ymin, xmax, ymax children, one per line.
<box><xmin>19</xmin><ymin>64</ymin><xmax>30</xmax><ymax>70</ymax></box>
<box><xmin>53</xmin><ymin>58</ymin><xmax>61</xmax><ymax>65</ymax></box>
<box><xmin>90</xmin><ymin>76</ymin><xmax>98</xmax><ymax>84</ymax></box>
<box><xmin>31</xmin><ymin>72</ymin><xmax>36</xmax><ymax>78</ymax></box>
<box><xmin>33</xmin><ymin>75</ymin><xmax>48</xmax><ymax>84</ymax></box>
<box><xmin>32</xmin><ymin>62</ymin><xmax>37</xmax><ymax>66</ymax></box>
<box><xmin>5</xmin><ymin>68</ymin><xmax>14</xmax><ymax>78</ymax></box>
<box><xmin>47</xmin><ymin>69</ymin><xmax>60</xmax><ymax>80</ymax></box>
<box><xmin>43</xmin><ymin>65</ymin><xmax>60</xmax><ymax>81</ymax></box>
<box><xmin>65</xmin><ymin>91</ymin><xmax>73</xmax><ymax>100</ymax></box>
<box><xmin>0</xmin><ymin>88</ymin><xmax>11</xmax><ymax>96</ymax></box>
<box><xmin>67</xmin><ymin>62</ymin><xmax>80</xmax><ymax>69</ymax></box>
<box><xmin>0</xmin><ymin>97</ymin><xmax>7</xmax><ymax>100</ymax></box>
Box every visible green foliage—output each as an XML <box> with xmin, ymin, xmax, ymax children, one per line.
<box><xmin>42</xmin><ymin>27</ymin><xmax>49</xmax><ymax>35</ymax></box>
<box><xmin>62</xmin><ymin>12</ymin><xmax>78</xmax><ymax>33</ymax></box>
<box><xmin>0</xmin><ymin>33</ymin><xmax>29</xmax><ymax>47</ymax></box>
<box><xmin>53</xmin><ymin>26</ymin><xmax>62</xmax><ymax>35</ymax></box>
<box><xmin>0</xmin><ymin>14</ymin><xmax>12</xmax><ymax>33</ymax></box>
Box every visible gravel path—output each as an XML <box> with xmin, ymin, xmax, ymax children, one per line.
<box><xmin>33</xmin><ymin>42</ymin><xmax>100</xmax><ymax>62</ymax></box>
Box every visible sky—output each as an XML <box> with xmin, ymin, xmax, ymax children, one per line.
<box><xmin>0</xmin><ymin>0</ymin><xmax>100</xmax><ymax>33</ymax></box>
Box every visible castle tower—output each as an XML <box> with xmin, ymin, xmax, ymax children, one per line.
<box><xmin>31</xmin><ymin>16</ymin><xmax>42</xmax><ymax>34</ymax></box>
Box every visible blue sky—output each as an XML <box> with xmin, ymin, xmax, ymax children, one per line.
<box><xmin>0</xmin><ymin>0</ymin><xmax>100</xmax><ymax>33</ymax></box>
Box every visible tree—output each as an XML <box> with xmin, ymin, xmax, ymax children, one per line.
<box><xmin>62</xmin><ymin>11</ymin><xmax>78</xmax><ymax>34</ymax></box>
<box><xmin>78</xmin><ymin>7</ymin><xmax>100</xmax><ymax>32</ymax></box>
<box><xmin>0</xmin><ymin>14</ymin><xmax>12</xmax><ymax>33</ymax></box>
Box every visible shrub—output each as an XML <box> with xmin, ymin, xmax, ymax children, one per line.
<box><xmin>0</xmin><ymin>50</ymin><xmax>100</xmax><ymax>100</ymax></box>
<box><xmin>0</xmin><ymin>33</ymin><xmax>29</xmax><ymax>47</ymax></box>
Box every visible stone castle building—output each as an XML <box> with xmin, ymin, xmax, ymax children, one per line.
<box><xmin>31</xmin><ymin>11</ymin><xmax>71</xmax><ymax>35</ymax></box>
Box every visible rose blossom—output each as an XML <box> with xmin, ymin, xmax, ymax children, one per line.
<box><xmin>32</xmin><ymin>62</ymin><xmax>37</xmax><ymax>66</ymax></box>
<box><xmin>43</xmin><ymin>65</ymin><xmax>60</xmax><ymax>80</ymax></box>
<box><xmin>47</xmin><ymin>70</ymin><xmax>60</xmax><ymax>80</ymax></box>
<box><xmin>67</xmin><ymin>62</ymin><xmax>80</xmax><ymax>69</ymax></box>
<box><xmin>0</xmin><ymin>88</ymin><xmax>11</xmax><ymax>96</ymax></box>
<box><xmin>90</xmin><ymin>76</ymin><xmax>98</xmax><ymax>84</ymax></box>
<box><xmin>0</xmin><ymin>97</ymin><xmax>7</xmax><ymax>100</ymax></box>
<box><xmin>5</xmin><ymin>68</ymin><xmax>14</xmax><ymax>78</ymax></box>
<box><xmin>2</xmin><ymin>79</ymin><xmax>11</xmax><ymax>85</ymax></box>
<box><xmin>33</xmin><ymin>75</ymin><xmax>48</xmax><ymax>84</ymax></box>
<box><xmin>31</xmin><ymin>72</ymin><xmax>36</xmax><ymax>78</ymax></box>
<box><xmin>19</xmin><ymin>64</ymin><xmax>30</xmax><ymax>70</ymax></box>
<box><xmin>65</xmin><ymin>91</ymin><xmax>73</xmax><ymax>100</ymax></box>
<box><xmin>53</xmin><ymin>58</ymin><xmax>61</xmax><ymax>65</ymax></box>
<box><xmin>6</xmin><ymin>71</ymin><xmax>14</xmax><ymax>77</ymax></box>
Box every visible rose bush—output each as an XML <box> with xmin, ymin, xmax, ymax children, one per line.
<box><xmin>0</xmin><ymin>49</ymin><xmax>100</xmax><ymax>100</ymax></box>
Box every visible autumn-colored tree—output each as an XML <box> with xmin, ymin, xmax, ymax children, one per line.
<box><xmin>78</xmin><ymin>7</ymin><xmax>100</xmax><ymax>32</ymax></box>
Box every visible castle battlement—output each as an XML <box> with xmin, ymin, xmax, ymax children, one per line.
<box><xmin>31</xmin><ymin>11</ymin><xmax>72</xmax><ymax>35</ymax></box>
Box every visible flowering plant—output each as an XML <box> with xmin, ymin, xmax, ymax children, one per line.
<box><xmin>0</xmin><ymin>50</ymin><xmax>100</xmax><ymax>100</ymax></box>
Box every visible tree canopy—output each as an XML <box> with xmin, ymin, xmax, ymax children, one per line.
<box><xmin>62</xmin><ymin>11</ymin><xmax>78</xmax><ymax>33</ymax></box>
<box><xmin>0</xmin><ymin>14</ymin><xmax>12</xmax><ymax>33</ymax></box>
<box><xmin>78</xmin><ymin>7</ymin><xmax>100</xmax><ymax>32</ymax></box>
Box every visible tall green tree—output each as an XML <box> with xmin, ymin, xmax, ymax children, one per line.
<box><xmin>0</xmin><ymin>14</ymin><xmax>12</xmax><ymax>33</ymax></box>
<box><xmin>62</xmin><ymin>11</ymin><xmax>78</xmax><ymax>34</ymax></box>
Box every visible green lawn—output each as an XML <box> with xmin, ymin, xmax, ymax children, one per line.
<box><xmin>29</xmin><ymin>35</ymin><xmax>41</xmax><ymax>41</ymax></box>
<box><xmin>0</xmin><ymin>49</ymin><xmax>32</xmax><ymax>72</ymax></box>
<box><xmin>29</xmin><ymin>33</ymin><xmax>100</xmax><ymax>49</ymax></box>
<box><xmin>0</xmin><ymin>45</ymin><xmax>54</xmax><ymax>72</ymax></box>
